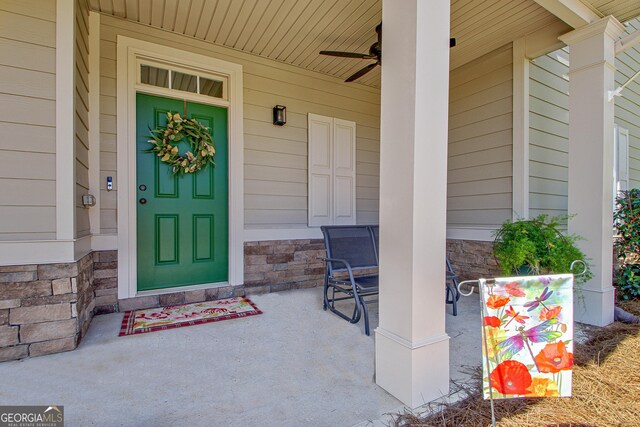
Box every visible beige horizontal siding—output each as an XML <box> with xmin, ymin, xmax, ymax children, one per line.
<box><xmin>0</xmin><ymin>0</ymin><xmax>56</xmax><ymax>23</ymax></box>
<box><xmin>0</xmin><ymin>10</ymin><xmax>55</xmax><ymax>48</ymax></box>
<box><xmin>529</xmin><ymin>48</ymin><xmax>569</xmax><ymax>219</ymax></box>
<box><xmin>615</xmin><ymin>18</ymin><xmax>640</xmax><ymax>189</ymax></box>
<box><xmin>447</xmin><ymin>44</ymin><xmax>513</xmax><ymax>228</ymax></box>
<box><xmin>99</xmin><ymin>29</ymin><xmax>117</xmax><ymax>233</ymax></box>
<box><xmin>0</xmin><ymin>179</ymin><xmax>55</xmax><ymax>206</ymax></box>
<box><xmin>99</xmin><ymin>15</ymin><xmax>380</xmax><ymax>233</ymax></box>
<box><xmin>0</xmin><ymin>207</ymin><xmax>55</xmax><ymax>234</ymax></box>
<box><xmin>0</xmin><ymin>4</ymin><xmax>56</xmax><ymax>241</ymax></box>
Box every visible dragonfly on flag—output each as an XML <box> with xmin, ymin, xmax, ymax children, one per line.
<box><xmin>524</xmin><ymin>286</ymin><xmax>554</xmax><ymax>311</ymax></box>
<box><xmin>496</xmin><ymin>318</ymin><xmax>563</xmax><ymax>371</ymax></box>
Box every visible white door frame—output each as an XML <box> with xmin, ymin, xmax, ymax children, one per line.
<box><xmin>116</xmin><ymin>36</ymin><xmax>244</xmax><ymax>299</ymax></box>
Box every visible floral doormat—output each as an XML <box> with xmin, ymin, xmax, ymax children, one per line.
<box><xmin>119</xmin><ymin>297</ymin><xmax>262</xmax><ymax>336</ymax></box>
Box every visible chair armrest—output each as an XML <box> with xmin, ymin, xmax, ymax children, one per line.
<box><xmin>319</xmin><ymin>257</ymin><xmax>357</xmax><ymax>283</ymax></box>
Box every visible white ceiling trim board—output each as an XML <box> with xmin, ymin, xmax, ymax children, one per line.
<box><xmin>533</xmin><ymin>0</ymin><xmax>602</xmax><ymax>28</ymax></box>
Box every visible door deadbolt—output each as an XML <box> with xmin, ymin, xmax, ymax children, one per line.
<box><xmin>139</xmin><ymin>184</ymin><xmax>147</xmax><ymax>191</ymax></box>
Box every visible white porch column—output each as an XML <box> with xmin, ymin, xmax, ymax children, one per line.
<box><xmin>512</xmin><ymin>38</ymin><xmax>530</xmax><ymax>220</ymax></box>
<box><xmin>376</xmin><ymin>0</ymin><xmax>450</xmax><ymax>408</ymax></box>
<box><xmin>559</xmin><ymin>17</ymin><xmax>626</xmax><ymax>326</ymax></box>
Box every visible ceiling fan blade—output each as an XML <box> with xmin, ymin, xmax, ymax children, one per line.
<box><xmin>319</xmin><ymin>50</ymin><xmax>373</xmax><ymax>59</ymax></box>
<box><xmin>345</xmin><ymin>63</ymin><xmax>378</xmax><ymax>82</ymax></box>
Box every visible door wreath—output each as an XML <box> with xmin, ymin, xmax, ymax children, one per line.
<box><xmin>147</xmin><ymin>112</ymin><xmax>216</xmax><ymax>175</ymax></box>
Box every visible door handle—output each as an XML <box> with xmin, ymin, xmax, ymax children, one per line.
<box><xmin>139</xmin><ymin>198</ymin><xmax>147</xmax><ymax>205</ymax></box>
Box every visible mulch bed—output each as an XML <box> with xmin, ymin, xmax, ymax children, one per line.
<box><xmin>391</xmin><ymin>303</ymin><xmax>640</xmax><ymax>427</ymax></box>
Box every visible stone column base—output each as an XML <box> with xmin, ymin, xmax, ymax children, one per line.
<box><xmin>0</xmin><ymin>253</ymin><xmax>95</xmax><ymax>362</ymax></box>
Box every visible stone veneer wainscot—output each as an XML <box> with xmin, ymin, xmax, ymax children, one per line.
<box><xmin>0</xmin><ymin>254</ymin><xmax>95</xmax><ymax>362</ymax></box>
<box><xmin>0</xmin><ymin>238</ymin><xmax>496</xmax><ymax>362</ymax></box>
<box><xmin>446</xmin><ymin>239</ymin><xmax>501</xmax><ymax>282</ymax></box>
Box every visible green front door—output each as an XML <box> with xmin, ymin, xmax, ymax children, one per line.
<box><xmin>136</xmin><ymin>93</ymin><xmax>228</xmax><ymax>291</ymax></box>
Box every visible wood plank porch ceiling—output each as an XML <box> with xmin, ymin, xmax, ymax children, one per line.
<box><xmin>582</xmin><ymin>0</ymin><xmax>640</xmax><ymax>23</ymax></box>
<box><xmin>87</xmin><ymin>0</ymin><xmax>638</xmax><ymax>89</ymax></box>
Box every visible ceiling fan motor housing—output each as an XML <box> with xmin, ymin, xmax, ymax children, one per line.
<box><xmin>319</xmin><ymin>22</ymin><xmax>456</xmax><ymax>82</ymax></box>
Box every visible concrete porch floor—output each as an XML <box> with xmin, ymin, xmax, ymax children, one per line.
<box><xmin>0</xmin><ymin>288</ymin><xmax>481</xmax><ymax>427</ymax></box>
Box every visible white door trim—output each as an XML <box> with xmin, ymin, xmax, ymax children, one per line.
<box><xmin>116</xmin><ymin>36</ymin><xmax>244</xmax><ymax>299</ymax></box>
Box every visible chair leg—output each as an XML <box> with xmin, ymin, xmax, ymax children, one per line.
<box><xmin>325</xmin><ymin>283</ymin><xmax>362</xmax><ymax>325</ymax></box>
<box><xmin>452</xmin><ymin>292</ymin><xmax>458</xmax><ymax>316</ymax></box>
<box><xmin>350</xmin><ymin>290</ymin><xmax>362</xmax><ymax>323</ymax></box>
<box><xmin>323</xmin><ymin>270</ymin><xmax>330</xmax><ymax>311</ymax></box>
<box><xmin>361</xmin><ymin>297</ymin><xmax>370</xmax><ymax>336</ymax></box>
<box><xmin>446</xmin><ymin>281</ymin><xmax>459</xmax><ymax>316</ymax></box>
<box><xmin>351</xmin><ymin>302</ymin><xmax>359</xmax><ymax>323</ymax></box>
<box><xmin>323</xmin><ymin>278</ymin><xmax>368</xmax><ymax>333</ymax></box>
<box><xmin>452</xmin><ymin>277</ymin><xmax>460</xmax><ymax>316</ymax></box>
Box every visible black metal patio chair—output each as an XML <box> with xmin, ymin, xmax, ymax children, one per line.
<box><xmin>320</xmin><ymin>225</ymin><xmax>461</xmax><ymax>335</ymax></box>
<box><xmin>320</xmin><ymin>225</ymin><xmax>379</xmax><ymax>336</ymax></box>
<box><xmin>446</xmin><ymin>258</ymin><xmax>461</xmax><ymax>316</ymax></box>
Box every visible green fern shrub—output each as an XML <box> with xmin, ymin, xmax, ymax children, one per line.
<box><xmin>493</xmin><ymin>214</ymin><xmax>592</xmax><ymax>284</ymax></box>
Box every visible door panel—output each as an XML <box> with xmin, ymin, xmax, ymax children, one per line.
<box><xmin>193</xmin><ymin>166</ymin><xmax>214</xmax><ymax>199</ymax></box>
<box><xmin>136</xmin><ymin>93</ymin><xmax>228</xmax><ymax>291</ymax></box>
<box><xmin>156</xmin><ymin>214</ymin><xmax>179</xmax><ymax>264</ymax></box>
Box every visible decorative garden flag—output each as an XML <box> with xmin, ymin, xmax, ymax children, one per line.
<box><xmin>481</xmin><ymin>274</ymin><xmax>574</xmax><ymax>399</ymax></box>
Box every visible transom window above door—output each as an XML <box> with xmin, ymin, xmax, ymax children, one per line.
<box><xmin>138</xmin><ymin>62</ymin><xmax>227</xmax><ymax>100</ymax></box>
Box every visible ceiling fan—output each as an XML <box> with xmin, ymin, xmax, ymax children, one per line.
<box><xmin>319</xmin><ymin>23</ymin><xmax>456</xmax><ymax>83</ymax></box>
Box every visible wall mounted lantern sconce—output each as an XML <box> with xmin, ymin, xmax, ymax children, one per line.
<box><xmin>273</xmin><ymin>105</ymin><xmax>286</xmax><ymax>126</ymax></box>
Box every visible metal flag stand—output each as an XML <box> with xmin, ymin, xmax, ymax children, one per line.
<box><xmin>455</xmin><ymin>260</ymin><xmax>588</xmax><ymax>427</ymax></box>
